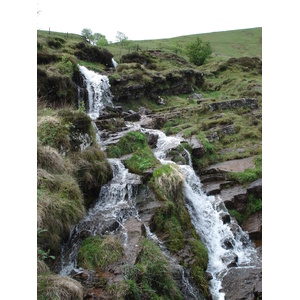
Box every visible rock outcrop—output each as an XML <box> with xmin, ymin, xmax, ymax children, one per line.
<box><xmin>206</xmin><ymin>98</ymin><xmax>258</xmax><ymax>112</ymax></box>
<box><xmin>110</xmin><ymin>69</ymin><xmax>204</xmax><ymax>102</ymax></box>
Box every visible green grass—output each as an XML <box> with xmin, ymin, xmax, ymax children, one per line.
<box><xmin>106</xmin><ymin>27</ymin><xmax>261</xmax><ymax>62</ymax></box>
<box><xmin>78</xmin><ymin>236</ymin><xmax>123</xmax><ymax>270</ymax></box>
<box><xmin>124</xmin><ymin>147</ymin><xmax>159</xmax><ymax>174</ymax></box>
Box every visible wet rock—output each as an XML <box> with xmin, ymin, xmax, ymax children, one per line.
<box><xmin>221</xmin><ymin>253</ymin><xmax>238</xmax><ymax>268</ymax></box>
<box><xmin>222</xmin><ymin>267</ymin><xmax>262</xmax><ymax>300</ymax></box>
<box><xmin>242</xmin><ymin>210</ymin><xmax>262</xmax><ymax>240</ymax></box>
<box><xmin>205</xmin><ymin>272</ymin><xmax>213</xmax><ymax>281</ymax></box>
<box><xmin>222</xmin><ymin>237</ymin><xmax>235</xmax><ymax>249</ymax></box>
<box><xmin>147</xmin><ymin>133</ymin><xmax>159</xmax><ymax>148</ymax></box>
<box><xmin>220</xmin><ymin>212</ymin><xmax>231</xmax><ymax>224</ymax></box>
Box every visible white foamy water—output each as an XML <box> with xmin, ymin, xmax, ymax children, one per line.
<box><xmin>79</xmin><ymin>65</ymin><xmax>113</xmax><ymax>119</ymax></box>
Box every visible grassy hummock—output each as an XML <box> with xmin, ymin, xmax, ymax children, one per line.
<box><xmin>77</xmin><ymin>235</ymin><xmax>124</xmax><ymax>270</ymax></box>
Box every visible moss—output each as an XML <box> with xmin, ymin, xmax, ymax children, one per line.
<box><xmin>77</xmin><ymin>236</ymin><xmax>123</xmax><ymax>270</ymax></box>
<box><xmin>124</xmin><ymin>239</ymin><xmax>182</xmax><ymax>300</ymax></box>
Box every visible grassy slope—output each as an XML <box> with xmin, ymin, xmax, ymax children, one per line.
<box><xmin>38</xmin><ymin>27</ymin><xmax>262</xmax><ymax>61</ymax></box>
<box><xmin>106</xmin><ymin>27</ymin><xmax>262</xmax><ymax>61</ymax></box>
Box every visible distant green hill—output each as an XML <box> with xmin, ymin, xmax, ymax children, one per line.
<box><xmin>106</xmin><ymin>27</ymin><xmax>262</xmax><ymax>61</ymax></box>
<box><xmin>38</xmin><ymin>27</ymin><xmax>262</xmax><ymax>62</ymax></box>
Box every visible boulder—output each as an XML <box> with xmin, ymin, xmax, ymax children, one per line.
<box><xmin>247</xmin><ymin>178</ymin><xmax>262</xmax><ymax>199</ymax></box>
<box><xmin>222</xmin><ymin>267</ymin><xmax>262</xmax><ymax>300</ymax></box>
<box><xmin>206</xmin><ymin>98</ymin><xmax>258</xmax><ymax>112</ymax></box>
<box><xmin>123</xmin><ymin>113</ymin><xmax>141</xmax><ymax>122</ymax></box>
<box><xmin>220</xmin><ymin>186</ymin><xmax>248</xmax><ymax>212</ymax></box>
<box><xmin>189</xmin><ymin>135</ymin><xmax>206</xmax><ymax>158</ymax></box>
<box><xmin>147</xmin><ymin>133</ymin><xmax>159</xmax><ymax>148</ymax></box>
<box><xmin>221</xmin><ymin>124</ymin><xmax>235</xmax><ymax>135</ymax></box>
<box><xmin>242</xmin><ymin>210</ymin><xmax>262</xmax><ymax>240</ymax></box>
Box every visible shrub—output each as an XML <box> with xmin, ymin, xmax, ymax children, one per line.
<box><xmin>186</xmin><ymin>37</ymin><xmax>212</xmax><ymax>66</ymax></box>
<box><xmin>77</xmin><ymin>236</ymin><xmax>123</xmax><ymax>270</ymax></box>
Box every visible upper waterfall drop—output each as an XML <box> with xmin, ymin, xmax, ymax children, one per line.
<box><xmin>112</xmin><ymin>58</ymin><xmax>118</xmax><ymax>68</ymax></box>
<box><xmin>79</xmin><ymin>65</ymin><xmax>113</xmax><ymax>120</ymax></box>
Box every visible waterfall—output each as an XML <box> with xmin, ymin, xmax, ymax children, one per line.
<box><xmin>112</xmin><ymin>58</ymin><xmax>118</xmax><ymax>68</ymax></box>
<box><xmin>142</xmin><ymin>130</ymin><xmax>260</xmax><ymax>300</ymax></box>
<box><xmin>60</xmin><ymin>66</ymin><xmax>260</xmax><ymax>299</ymax></box>
<box><xmin>60</xmin><ymin>159</ymin><xmax>141</xmax><ymax>275</ymax></box>
<box><xmin>78</xmin><ymin>65</ymin><xmax>113</xmax><ymax>120</ymax></box>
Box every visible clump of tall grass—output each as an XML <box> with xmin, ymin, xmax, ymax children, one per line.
<box><xmin>37</xmin><ymin>274</ymin><xmax>83</xmax><ymax>300</ymax></box>
<box><xmin>37</xmin><ymin>170</ymin><xmax>85</xmax><ymax>253</ymax></box>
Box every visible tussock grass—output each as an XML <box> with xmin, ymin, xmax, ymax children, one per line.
<box><xmin>73</xmin><ymin>144</ymin><xmax>112</xmax><ymax>206</ymax></box>
<box><xmin>37</xmin><ymin>171</ymin><xmax>85</xmax><ymax>253</ymax></box>
<box><xmin>151</xmin><ymin>164</ymin><xmax>185</xmax><ymax>202</ymax></box>
<box><xmin>37</xmin><ymin>274</ymin><xmax>83</xmax><ymax>300</ymax></box>
<box><xmin>37</xmin><ymin>141</ymin><xmax>68</xmax><ymax>174</ymax></box>
<box><xmin>37</xmin><ymin>259</ymin><xmax>50</xmax><ymax>275</ymax></box>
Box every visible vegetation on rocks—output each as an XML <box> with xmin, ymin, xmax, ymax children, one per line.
<box><xmin>124</xmin><ymin>238</ymin><xmax>182</xmax><ymax>300</ymax></box>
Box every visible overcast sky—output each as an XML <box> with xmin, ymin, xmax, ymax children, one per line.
<box><xmin>37</xmin><ymin>0</ymin><xmax>262</xmax><ymax>42</ymax></box>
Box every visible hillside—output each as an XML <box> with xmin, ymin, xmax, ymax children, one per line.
<box><xmin>37</xmin><ymin>27</ymin><xmax>262</xmax><ymax>300</ymax></box>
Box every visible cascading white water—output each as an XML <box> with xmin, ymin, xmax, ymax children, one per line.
<box><xmin>79</xmin><ymin>65</ymin><xmax>113</xmax><ymax>120</ymax></box>
<box><xmin>112</xmin><ymin>58</ymin><xmax>118</xmax><ymax>68</ymax></box>
<box><xmin>180</xmin><ymin>165</ymin><xmax>260</xmax><ymax>300</ymax></box>
<box><xmin>60</xmin><ymin>159</ymin><xmax>141</xmax><ymax>275</ymax></box>
<box><xmin>143</xmin><ymin>130</ymin><xmax>260</xmax><ymax>300</ymax></box>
